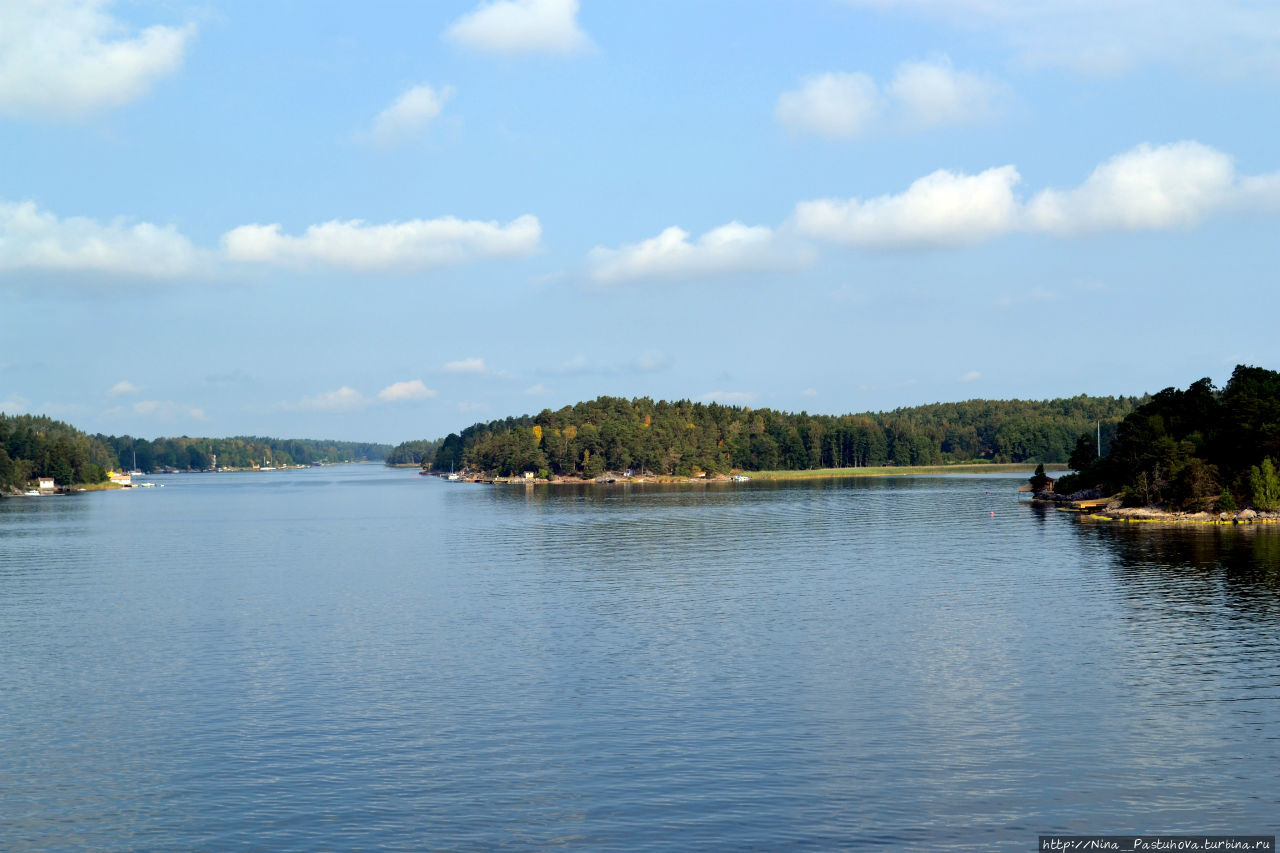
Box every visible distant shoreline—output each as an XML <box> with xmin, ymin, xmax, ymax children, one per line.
<box><xmin>425</xmin><ymin>462</ymin><xmax>1067</xmax><ymax>485</ymax></box>
<box><xmin>736</xmin><ymin>462</ymin><xmax>1067</xmax><ymax>480</ymax></box>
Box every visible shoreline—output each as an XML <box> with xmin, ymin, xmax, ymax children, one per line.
<box><xmin>434</xmin><ymin>462</ymin><xmax>1067</xmax><ymax>485</ymax></box>
<box><xmin>1083</xmin><ymin>506</ymin><xmax>1280</xmax><ymax>526</ymax></box>
<box><xmin>741</xmin><ymin>462</ymin><xmax>1066</xmax><ymax>480</ymax></box>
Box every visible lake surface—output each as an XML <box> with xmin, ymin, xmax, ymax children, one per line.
<box><xmin>2</xmin><ymin>466</ymin><xmax>1278</xmax><ymax>850</ymax></box>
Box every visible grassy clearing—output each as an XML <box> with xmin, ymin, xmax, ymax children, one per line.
<box><xmin>742</xmin><ymin>462</ymin><xmax>1070</xmax><ymax>480</ymax></box>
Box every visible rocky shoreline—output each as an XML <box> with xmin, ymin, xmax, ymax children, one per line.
<box><xmin>1085</xmin><ymin>506</ymin><xmax>1280</xmax><ymax>526</ymax></box>
<box><xmin>1029</xmin><ymin>489</ymin><xmax>1280</xmax><ymax>525</ymax></box>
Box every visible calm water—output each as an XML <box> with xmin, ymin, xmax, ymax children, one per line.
<box><xmin>2</xmin><ymin>467</ymin><xmax>1277</xmax><ymax>850</ymax></box>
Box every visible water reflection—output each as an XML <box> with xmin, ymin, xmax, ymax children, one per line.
<box><xmin>1076</xmin><ymin>518</ymin><xmax>1280</xmax><ymax>609</ymax></box>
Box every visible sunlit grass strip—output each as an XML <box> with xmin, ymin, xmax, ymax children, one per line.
<box><xmin>1087</xmin><ymin>513</ymin><xmax>1280</xmax><ymax>526</ymax></box>
<box><xmin>742</xmin><ymin>463</ymin><xmax>1068</xmax><ymax>479</ymax></box>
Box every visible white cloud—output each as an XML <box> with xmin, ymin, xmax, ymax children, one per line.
<box><xmin>793</xmin><ymin>165</ymin><xmax>1022</xmax><ymax>248</ymax></box>
<box><xmin>587</xmin><ymin>222</ymin><xmax>808</xmax><ymax>284</ymax></box>
<box><xmin>699</xmin><ymin>391</ymin><xmax>756</xmax><ymax>405</ymax></box>
<box><xmin>959</xmin><ymin>371</ymin><xmax>982</xmax><ymax>382</ymax></box>
<box><xmin>377</xmin><ymin>380</ymin><xmax>437</xmax><ymax>402</ymax></box>
<box><xmin>776</xmin><ymin>58</ymin><xmax>1001</xmax><ymax>138</ymax></box>
<box><xmin>0</xmin><ymin>0</ymin><xmax>194</xmax><ymax>119</ymax></box>
<box><xmin>793</xmin><ymin>140</ymin><xmax>1280</xmax><ymax>248</ymax></box>
<box><xmin>1238</xmin><ymin>172</ymin><xmax>1280</xmax><ymax>211</ymax></box>
<box><xmin>801</xmin><ymin>388</ymin><xmax>818</xmax><ymax>397</ymax></box>
<box><xmin>524</xmin><ymin>383</ymin><xmax>548</xmax><ymax>395</ymax></box>
<box><xmin>1025</xmin><ymin>141</ymin><xmax>1237</xmax><ymax>234</ymax></box>
<box><xmin>445</xmin><ymin>0</ymin><xmax>592</xmax><ymax>55</ymax></box>
<box><xmin>370</xmin><ymin>83</ymin><xmax>454</xmax><ymax>146</ymax></box>
<box><xmin>840</xmin><ymin>0</ymin><xmax>1280</xmax><ymax>76</ymax></box>
<box><xmin>776</xmin><ymin>72</ymin><xmax>881</xmax><ymax>139</ymax></box>
<box><xmin>131</xmin><ymin>400</ymin><xmax>207</xmax><ymax>421</ymax></box>
<box><xmin>0</xmin><ymin>395</ymin><xmax>30</xmax><ymax>413</ymax></box>
<box><xmin>109</xmin><ymin>380</ymin><xmax>140</xmax><ymax>396</ymax></box>
<box><xmin>288</xmin><ymin>387</ymin><xmax>368</xmax><ymax>413</ymax></box>
<box><xmin>442</xmin><ymin>357</ymin><xmax>487</xmax><ymax>374</ymax></box>
<box><xmin>0</xmin><ymin>199</ymin><xmax>202</xmax><ymax>278</ymax></box>
<box><xmin>221</xmin><ymin>214</ymin><xmax>541</xmax><ymax>271</ymax></box>
<box><xmin>887</xmin><ymin>58</ymin><xmax>1003</xmax><ymax>128</ymax></box>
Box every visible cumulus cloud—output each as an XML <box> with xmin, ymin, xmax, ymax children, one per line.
<box><xmin>793</xmin><ymin>165</ymin><xmax>1022</xmax><ymax>248</ymax></box>
<box><xmin>445</xmin><ymin>0</ymin><xmax>592</xmax><ymax>55</ymax></box>
<box><xmin>794</xmin><ymin>141</ymin><xmax>1280</xmax><ymax>248</ymax></box>
<box><xmin>377</xmin><ymin>380</ymin><xmax>437</xmax><ymax>402</ymax></box>
<box><xmin>442</xmin><ymin>357</ymin><xmax>487</xmax><ymax>374</ymax></box>
<box><xmin>0</xmin><ymin>0</ymin><xmax>194</xmax><ymax>120</ymax></box>
<box><xmin>0</xmin><ymin>199</ymin><xmax>202</xmax><ymax>278</ymax></box>
<box><xmin>1025</xmin><ymin>141</ymin><xmax>1237</xmax><ymax>234</ymax></box>
<box><xmin>288</xmin><ymin>387</ymin><xmax>368</xmax><ymax>413</ymax></box>
<box><xmin>776</xmin><ymin>58</ymin><xmax>1001</xmax><ymax>138</ymax></box>
<box><xmin>221</xmin><ymin>214</ymin><xmax>541</xmax><ymax>271</ymax></box>
<box><xmin>776</xmin><ymin>72</ymin><xmax>881</xmax><ymax>139</ymax></box>
<box><xmin>887</xmin><ymin>58</ymin><xmax>1003</xmax><ymax>128</ymax></box>
<box><xmin>370</xmin><ymin>83</ymin><xmax>454</xmax><ymax>146</ymax></box>
<box><xmin>109</xmin><ymin>380</ymin><xmax>140</xmax><ymax>396</ymax></box>
<box><xmin>587</xmin><ymin>222</ymin><xmax>809</xmax><ymax>284</ymax></box>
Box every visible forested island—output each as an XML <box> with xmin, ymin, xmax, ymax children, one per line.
<box><xmin>390</xmin><ymin>394</ymin><xmax>1140</xmax><ymax>479</ymax></box>
<box><xmin>0</xmin><ymin>413</ymin><xmax>389</xmax><ymax>493</ymax></box>
<box><xmin>1054</xmin><ymin>365</ymin><xmax>1280</xmax><ymax>514</ymax></box>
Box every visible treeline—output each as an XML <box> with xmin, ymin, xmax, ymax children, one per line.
<box><xmin>386</xmin><ymin>439</ymin><xmax>444</xmax><ymax>466</ymax></box>
<box><xmin>0</xmin><ymin>414</ymin><xmax>116</xmax><ymax>490</ymax></box>
<box><xmin>1058</xmin><ymin>365</ymin><xmax>1280</xmax><ymax>511</ymax></box>
<box><xmin>1</xmin><ymin>413</ymin><xmax>394</xmax><ymax>489</ymax></box>
<box><xmin>95</xmin><ymin>435</ymin><xmax>392</xmax><ymax>472</ymax></box>
<box><xmin>396</xmin><ymin>394</ymin><xmax>1140</xmax><ymax>478</ymax></box>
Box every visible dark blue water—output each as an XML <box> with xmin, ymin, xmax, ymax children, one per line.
<box><xmin>2</xmin><ymin>467</ymin><xmax>1277</xmax><ymax>850</ymax></box>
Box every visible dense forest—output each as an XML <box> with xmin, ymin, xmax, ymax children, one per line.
<box><xmin>385</xmin><ymin>438</ymin><xmax>444</xmax><ymax>467</ymax></box>
<box><xmin>1</xmin><ymin>412</ymin><xmax>390</xmax><ymax>491</ymax></box>
<box><xmin>96</xmin><ymin>435</ymin><xmax>391</xmax><ymax>472</ymax></box>
<box><xmin>395</xmin><ymin>394</ymin><xmax>1141</xmax><ymax>478</ymax></box>
<box><xmin>0</xmin><ymin>414</ymin><xmax>116</xmax><ymax>490</ymax></box>
<box><xmin>1056</xmin><ymin>365</ymin><xmax>1280</xmax><ymax>511</ymax></box>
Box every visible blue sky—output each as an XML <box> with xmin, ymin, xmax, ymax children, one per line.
<box><xmin>2</xmin><ymin>0</ymin><xmax>1279</xmax><ymax>444</ymax></box>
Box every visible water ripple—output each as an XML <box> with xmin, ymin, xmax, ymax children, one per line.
<box><xmin>1</xmin><ymin>471</ymin><xmax>1278</xmax><ymax>850</ymax></box>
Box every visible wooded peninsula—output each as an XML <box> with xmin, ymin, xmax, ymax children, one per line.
<box><xmin>1054</xmin><ymin>364</ymin><xmax>1280</xmax><ymax>513</ymax></box>
<box><xmin>389</xmin><ymin>393</ymin><xmax>1140</xmax><ymax>478</ymax></box>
